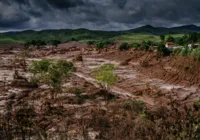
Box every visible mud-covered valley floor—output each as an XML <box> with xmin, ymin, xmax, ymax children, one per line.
<box><xmin>0</xmin><ymin>44</ymin><xmax>200</xmax><ymax>140</ymax></box>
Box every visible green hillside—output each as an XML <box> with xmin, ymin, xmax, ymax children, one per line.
<box><xmin>0</xmin><ymin>25</ymin><xmax>198</xmax><ymax>44</ymax></box>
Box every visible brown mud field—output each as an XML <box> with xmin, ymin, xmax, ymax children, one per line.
<box><xmin>0</xmin><ymin>43</ymin><xmax>200</xmax><ymax>139</ymax></box>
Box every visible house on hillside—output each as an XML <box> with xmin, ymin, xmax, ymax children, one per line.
<box><xmin>165</xmin><ymin>42</ymin><xmax>174</xmax><ymax>49</ymax></box>
<box><xmin>188</xmin><ymin>43</ymin><xmax>200</xmax><ymax>48</ymax></box>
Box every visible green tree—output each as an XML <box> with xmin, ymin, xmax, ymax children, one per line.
<box><xmin>94</xmin><ymin>63</ymin><xmax>117</xmax><ymax>90</ymax></box>
<box><xmin>141</xmin><ymin>41</ymin><xmax>149</xmax><ymax>50</ymax></box>
<box><xmin>96</xmin><ymin>41</ymin><xmax>107</xmax><ymax>49</ymax></box>
<box><xmin>190</xmin><ymin>48</ymin><xmax>200</xmax><ymax>61</ymax></box>
<box><xmin>29</xmin><ymin>59</ymin><xmax>75</xmax><ymax>91</ymax></box>
<box><xmin>175</xmin><ymin>38</ymin><xmax>184</xmax><ymax>45</ymax></box>
<box><xmin>87</xmin><ymin>41</ymin><xmax>96</xmax><ymax>45</ymax></box>
<box><xmin>119</xmin><ymin>43</ymin><xmax>130</xmax><ymax>51</ymax></box>
<box><xmin>132</xmin><ymin>43</ymin><xmax>140</xmax><ymax>49</ymax></box>
<box><xmin>166</xmin><ymin>35</ymin><xmax>175</xmax><ymax>42</ymax></box>
<box><xmin>146</xmin><ymin>40</ymin><xmax>154</xmax><ymax>46</ymax></box>
<box><xmin>188</xmin><ymin>32</ymin><xmax>198</xmax><ymax>43</ymax></box>
<box><xmin>51</xmin><ymin>40</ymin><xmax>61</xmax><ymax>48</ymax></box>
<box><xmin>157</xmin><ymin>43</ymin><xmax>171</xmax><ymax>56</ymax></box>
<box><xmin>160</xmin><ymin>35</ymin><xmax>165</xmax><ymax>42</ymax></box>
<box><xmin>180</xmin><ymin>46</ymin><xmax>191</xmax><ymax>56</ymax></box>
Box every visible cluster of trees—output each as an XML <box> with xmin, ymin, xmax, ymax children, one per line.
<box><xmin>24</xmin><ymin>40</ymin><xmax>61</xmax><ymax>49</ymax></box>
<box><xmin>177</xmin><ymin>32</ymin><xmax>200</xmax><ymax>45</ymax></box>
<box><xmin>118</xmin><ymin>41</ymin><xmax>155</xmax><ymax>51</ymax></box>
<box><xmin>29</xmin><ymin>59</ymin><xmax>75</xmax><ymax>94</ymax></box>
<box><xmin>157</xmin><ymin>43</ymin><xmax>171</xmax><ymax>56</ymax></box>
<box><xmin>87</xmin><ymin>40</ymin><xmax>115</xmax><ymax>49</ymax></box>
<box><xmin>160</xmin><ymin>35</ymin><xmax>175</xmax><ymax>43</ymax></box>
<box><xmin>173</xmin><ymin>46</ymin><xmax>200</xmax><ymax>61</ymax></box>
<box><xmin>160</xmin><ymin>32</ymin><xmax>200</xmax><ymax>46</ymax></box>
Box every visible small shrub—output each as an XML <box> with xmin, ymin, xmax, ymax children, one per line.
<box><xmin>157</xmin><ymin>43</ymin><xmax>171</xmax><ymax>56</ymax></box>
<box><xmin>141</xmin><ymin>41</ymin><xmax>150</xmax><ymax>50</ymax></box>
<box><xmin>51</xmin><ymin>40</ymin><xmax>61</xmax><ymax>47</ymax></box>
<box><xmin>172</xmin><ymin>48</ymin><xmax>182</xmax><ymax>56</ymax></box>
<box><xmin>132</xmin><ymin>43</ymin><xmax>140</xmax><ymax>49</ymax></box>
<box><xmin>96</xmin><ymin>41</ymin><xmax>107</xmax><ymax>49</ymax></box>
<box><xmin>29</xmin><ymin>59</ymin><xmax>75</xmax><ymax>90</ymax></box>
<box><xmin>29</xmin><ymin>59</ymin><xmax>52</xmax><ymax>75</ymax></box>
<box><xmin>87</xmin><ymin>41</ymin><xmax>96</xmax><ymax>45</ymax></box>
<box><xmin>119</xmin><ymin>43</ymin><xmax>130</xmax><ymax>51</ymax></box>
<box><xmin>180</xmin><ymin>46</ymin><xmax>191</xmax><ymax>56</ymax></box>
<box><xmin>94</xmin><ymin>63</ymin><xmax>117</xmax><ymax>89</ymax></box>
<box><xmin>103</xmin><ymin>40</ymin><xmax>115</xmax><ymax>45</ymax></box>
<box><xmin>190</xmin><ymin>48</ymin><xmax>200</xmax><ymax>61</ymax></box>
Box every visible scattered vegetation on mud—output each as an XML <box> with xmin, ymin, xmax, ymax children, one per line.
<box><xmin>1</xmin><ymin>40</ymin><xmax>200</xmax><ymax>140</ymax></box>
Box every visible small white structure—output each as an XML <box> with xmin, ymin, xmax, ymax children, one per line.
<box><xmin>165</xmin><ymin>42</ymin><xmax>174</xmax><ymax>48</ymax></box>
<box><xmin>188</xmin><ymin>43</ymin><xmax>200</xmax><ymax>48</ymax></box>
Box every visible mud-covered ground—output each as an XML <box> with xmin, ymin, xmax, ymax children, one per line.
<box><xmin>0</xmin><ymin>43</ymin><xmax>200</xmax><ymax>139</ymax></box>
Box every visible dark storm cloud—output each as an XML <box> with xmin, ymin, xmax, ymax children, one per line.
<box><xmin>0</xmin><ymin>0</ymin><xmax>200</xmax><ymax>31</ymax></box>
<box><xmin>47</xmin><ymin>0</ymin><xmax>85</xmax><ymax>9</ymax></box>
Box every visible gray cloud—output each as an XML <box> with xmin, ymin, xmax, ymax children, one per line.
<box><xmin>0</xmin><ymin>0</ymin><xmax>200</xmax><ymax>31</ymax></box>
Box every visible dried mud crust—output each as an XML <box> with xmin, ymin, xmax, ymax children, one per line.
<box><xmin>96</xmin><ymin>50</ymin><xmax>200</xmax><ymax>87</ymax></box>
<box><xmin>80</xmin><ymin>50</ymin><xmax>200</xmax><ymax>107</ymax></box>
<box><xmin>1</xmin><ymin>47</ymin><xmax>200</xmax><ymax>109</ymax></box>
<box><xmin>1</xmin><ymin>46</ymin><xmax>200</xmax><ymax>139</ymax></box>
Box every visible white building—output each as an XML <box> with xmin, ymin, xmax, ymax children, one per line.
<box><xmin>165</xmin><ymin>42</ymin><xmax>174</xmax><ymax>48</ymax></box>
<box><xmin>188</xmin><ymin>43</ymin><xmax>200</xmax><ymax>48</ymax></box>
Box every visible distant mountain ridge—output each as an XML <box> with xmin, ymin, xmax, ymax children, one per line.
<box><xmin>126</xmin><ymin>24</ymin><xmax>200</xmax><ymax>34</ymax></box>
<box><xmin>1</xmin><ymin>24</ymin><xmax>200</xmax><ymax>44</ymax></box>
<box><xmin>4</xmin><ymin>24</ymin><xmax>200</xmax><ymax>35</ymax></box>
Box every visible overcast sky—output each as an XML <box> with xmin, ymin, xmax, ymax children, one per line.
<box><xmin>1</xmin><ymin>0</ymin><xmax>200</xmax><ymax>31</ymax></box>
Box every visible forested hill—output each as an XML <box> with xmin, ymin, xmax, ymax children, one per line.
<box><xmin>1</xmin><ymin>24</ymin><xmax>200</xmax><ymax>44</ymax></box>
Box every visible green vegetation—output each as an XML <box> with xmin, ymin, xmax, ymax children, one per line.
<box><xmin>132</xmin><ymin>42</ymin><xmax>140</xmax><ymax>49</ymax></box>
<box><xmin>2</xmin><ymin>28</ymin><xmax>200</xmax><ymax>51</ymax></box>
<box><xmin>166</xmin><ymin>35</ymin><xmax>175</xmax><ymax>42</ymax></box>
<box><xmin>157</xmin><ymin>43</ymin><xmax>171</xmax><ymax>56</ymax></box>
<box><xmin>172</xmin><ymin>45</ymin><xmax>200</xmax><ymax>62</ymax></box>
<box><xmin>94</xmin><ymin>63</ymin><xmax>117</xmax><ymax>89</ymax></box>
<box><xmin>119</xmin><ymin>42</ymin><xmax>131</xmax><ymax>51</ymax></box>
<box><xmin>180</xmin><ymin>46</ymin><xmax>191</xmax><ymax>56</ymax></box>
<box><xmin>160</xmin><ymin>35</ymin><xmax>165</xmax><ymax>42</ymax></box>
<box><xmin>113</xmin><ymin>33</ymin><xmax>161</xmax><ymax>43</ymax></box>
<box><xmin>190</xmin><ymin>48</ymin><xmax>200</xmax><ymax>61</ymax></box>
<box><xmin>0</xmin><ymin>28</ymin><xmax>187</xmax><ymax>45</ymax></box>
<box><xmin>95</xmin><ymin>40</ymin><xmax>115</xmax><ymax>49</ymax></box>
<box><xmin>29</xmin><ymin>59</ymin><xmax>75</xmax><ymax>91</ymax></box>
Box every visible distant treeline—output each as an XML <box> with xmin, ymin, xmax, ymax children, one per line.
<box><xmin>24</xmin><ymin>40</ymin><xmax>61</xmax><ymax>49</ymax></box>
<box><xmin>160</xmin><ymin>32</ymin><xmax>200</xmax><ymax>45</ymax></box>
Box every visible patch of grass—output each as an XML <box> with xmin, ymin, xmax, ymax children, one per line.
<box><xmin>113</xmin><ymin>33</ymin><xmax>161</xmax><ymax>43</ymax></box>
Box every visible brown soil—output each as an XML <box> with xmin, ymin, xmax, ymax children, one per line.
<box><xmin>0</xmin><ymin>42</ymin><xmax>200</xmax><ymax>139</ymax></box>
